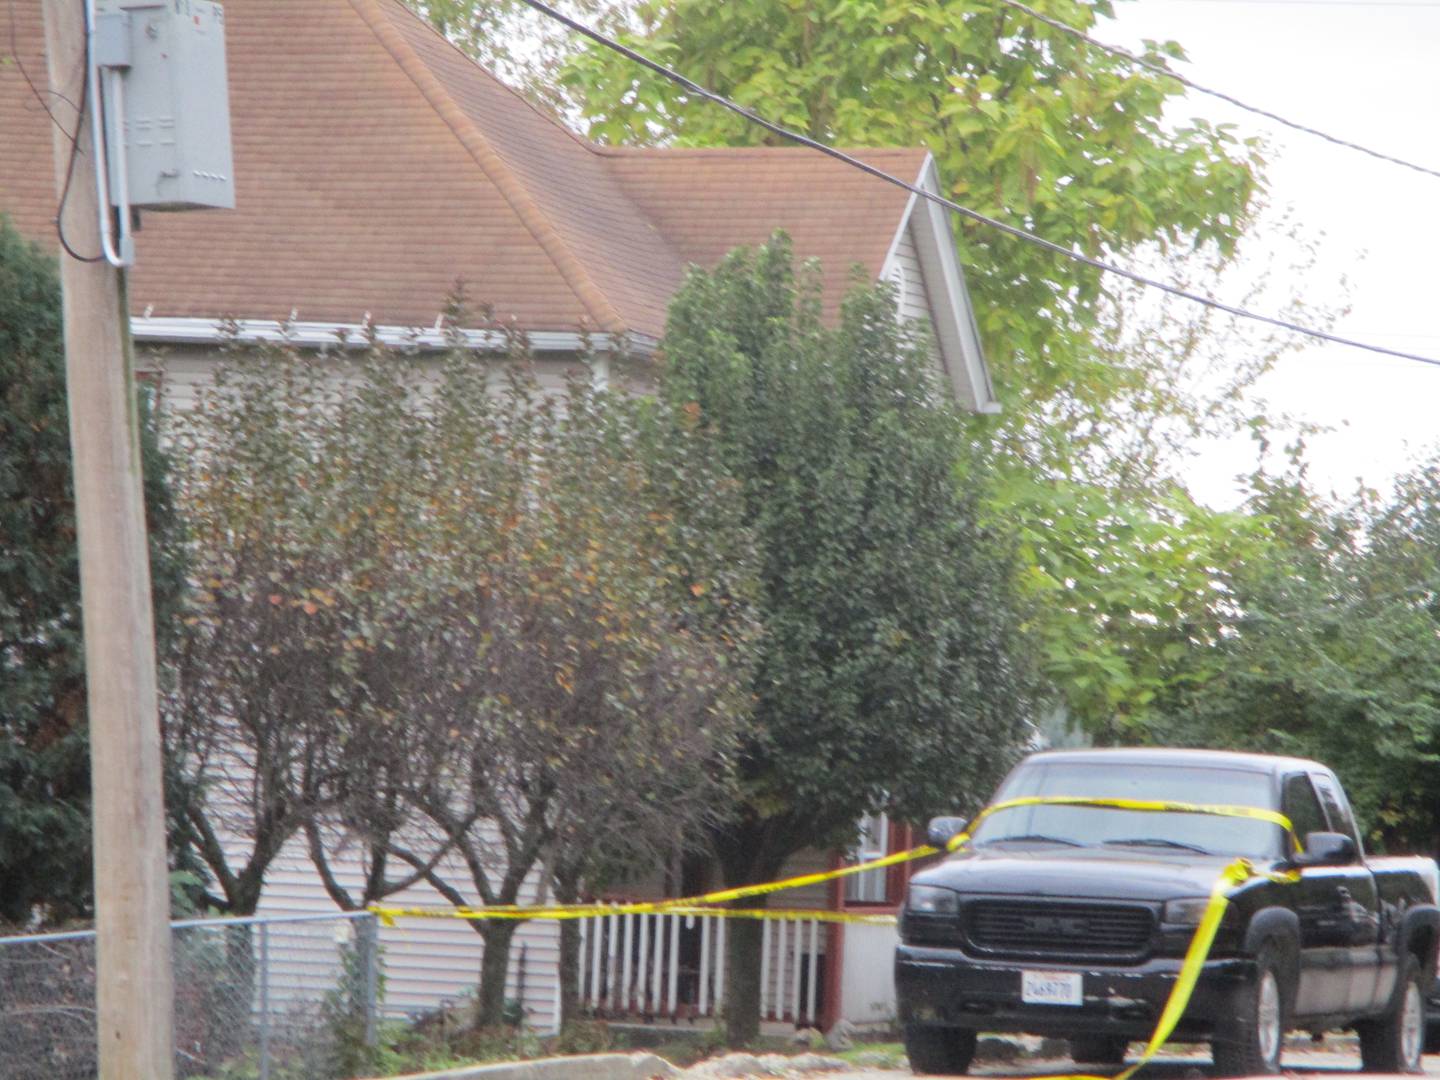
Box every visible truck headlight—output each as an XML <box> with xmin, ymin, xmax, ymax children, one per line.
<box><xmin>1162</xmin><ymin>897</ymin><xmax>1212</xmax><ymax>926</ymax></box>
<box><xmin>906</xmin><ymin>884</ymin><xmax>960</xmax><ymax>915</ymax></box>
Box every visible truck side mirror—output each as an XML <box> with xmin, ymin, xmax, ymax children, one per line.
<box><xmin>1291</xmin><ymin>831</ymin><xmax>1356</xmax><ymax>867</ymax></box>
<box><xmin>927</xmin><ymin>816</ymin><xmax>970</xmax><ymax>849</ymax></box>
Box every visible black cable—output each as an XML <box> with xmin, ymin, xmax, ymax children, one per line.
<box><xmin>50</xmin><ymin>2</ymin><xmax>104</xmax><ymax>266</ymax></box>
<box><xmin>55</xmin><ymin>37</ymin><xmax>103</xmax><ymax>263</ymax></box>
<box><xmin>515</xmin><ymin>0</ymin><xmax>1440</xmax><ymax>369</ymax></box>
<box><xmin>5</xmin><ymin>0</ymin><xmax>102</xmax><ymax>260</ymax></box>
<box><xmin>996</xmin><ymin>0</ymin><xmax>1440</xmax><ymax>182</ymax></box>
<box><xmin>7</xmin><ymin>0</ymin><xmax>74</xmax><ymax>138</ymax></box>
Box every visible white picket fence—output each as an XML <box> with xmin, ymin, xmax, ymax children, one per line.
<box><xmin>575</xmin><ymin>910</ymin><xmax>825</xmax><ymax>1025</ymax></box>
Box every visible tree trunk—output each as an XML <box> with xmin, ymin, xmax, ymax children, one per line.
<box><xmin>714</xmin><ymin>820</ymin><xmax>786</xmax><ymax>1048</ymax></box>
<box><xmin>553</xmin><ymin>870</ymin><xmax>582</xmax><ymax>1028</ymax></box>
<box><xmin>476</xmin><ymin>920</ymin><xmax>521</xmax><ymax>1027</ymax></box>
<box><xmin>724</xmin><ymin>893</ymin><xmax>769</xmax><ymax>1047</ymax></box>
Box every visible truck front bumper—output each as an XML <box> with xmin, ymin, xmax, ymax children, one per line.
<box><xmin>895</xmin><ymin>943</ymin><xmax>1256</xmax><ymax>1042</ymax></box>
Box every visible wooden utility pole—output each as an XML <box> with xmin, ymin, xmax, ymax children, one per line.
<box><xmin>40</xmin><ymin>3</ymin><xmax>177</xmax><ymax>1078</ymax></box>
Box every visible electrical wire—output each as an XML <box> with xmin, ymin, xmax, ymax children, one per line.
<box><xmin>514</xmin><ymin>0</ymin><xmax>1440</xmax><ymax>369</ymax></box>
<box><xmin>6</xmin><ymin>0</ymin><xmax>73</xmax><ymax>138</ymax></box>
<box><xmin>995</xmin><ymin>0</ymin><xmax>1440</xmax><ymax>182</ymax></box>
<box><xmin>5</xmin><ymin>0</ymin><xmax>103</xmax><ymax>260</ymax></box>
<box><xmin>56</xmin><ymin>43</ymin><xmax>103</xmax><ymax>263</ymax></box>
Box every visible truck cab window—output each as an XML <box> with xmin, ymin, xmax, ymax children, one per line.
<box><xmin>1281</xmin><ymin>773</ymin><xmax>1328</xmax><ymax>854</ymax></box>
<box><xmin>1311</xmin><ymin>772</ymin><xmax>1364</xmax><ymax>855</ymax></box>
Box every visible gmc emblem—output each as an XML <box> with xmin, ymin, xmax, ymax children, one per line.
<box><xmin>1022</xmin><ymin>914</ymin><xmax>1087</xmax><ymax>935</ymax></box>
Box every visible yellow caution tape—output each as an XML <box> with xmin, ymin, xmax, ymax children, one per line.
<box><xmin>371</xmin><ymin>795</ymin><xmax>1297</xmax><ymax>922</ymax></box>
<box><xmin>1059</xmin><ymin>856</ymin><xmax>1300</xmax><ymax>1080</ymax></box>
<box><xmin>371</xmin><ymin>794</ymin><xmax>1306</xmax><ymax>1080</ymax></box>
<box><xmin>943</xmin><ymin>795</ymin><xmax>1299</xmax><ymax>854</ymax></box>
<box><xmin>371</xmin><ymin>841</ymin><xmax>928</xmax><ymax>926</ymax></box>
<box><xmin>371</xmin><ymin>903</ymin><xmax>897</xmax><ymax>926</ymax></box>
<box><xmin>365</xmin><ymin>904</ymin><xmax>892</xmax><ymax>933</ymax></box>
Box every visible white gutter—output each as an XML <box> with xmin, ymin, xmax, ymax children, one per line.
<box><xmin>130</xmin><ymin>316</ymin><xmax>657</xmax><ymax>355</ymax></box>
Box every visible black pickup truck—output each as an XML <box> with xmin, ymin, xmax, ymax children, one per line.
<box><xmin>895</xmin><ymin>748</ymin><xmax>1440</xmax><ymax>1076</ymax></box>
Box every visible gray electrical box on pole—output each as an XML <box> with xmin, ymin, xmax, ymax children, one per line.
<box><xmin>95</xmin><ymin>0</ymin><xmax>235</xmax><ymax>211</ymax></box>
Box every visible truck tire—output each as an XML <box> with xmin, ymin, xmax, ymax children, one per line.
<box><xmin>1213</xmin><ymin>941</ymin><xmax>1288</xmax><ymax>1077</ymax></box>
<box><xmin>904</xmin><ymin>1025</ymin><xmax>976</xmax><ymax>1076</ymax></box>
<box><xmin>1069</xmin><ymin>1035</ymin><xmax>1128</xmax><ymax>1065</ymax></box>
<box><xmin>1358</xmin><ymin>954</ymin><xmax>1425</xmax><ymax>1074</ymax></box>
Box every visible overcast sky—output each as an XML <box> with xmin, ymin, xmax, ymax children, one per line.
<box><xmin>537</xmin><ymin>0</ymin><xmax>1436</xmax><ymax>504</ymax></box>
<box><xmin>1098</xmin><ymin>0</ymin><xmax>1440</xmax><ymax>506</ymax></box>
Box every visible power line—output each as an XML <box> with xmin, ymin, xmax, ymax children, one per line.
<box><xmin>996</xmin><ymin>0</ymin><xmax>1440</xmax><ymax>182</ymax></box>
<box><xmin>513</xmin><ymin>0</ymin><xmax>1440</xmax><ymax>370</ymax></box>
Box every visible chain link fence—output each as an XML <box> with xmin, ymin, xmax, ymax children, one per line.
<box><xmin>0</xmin><ymin>911</ymin><xmax>379</xmax><ymax>1080</ymax></box>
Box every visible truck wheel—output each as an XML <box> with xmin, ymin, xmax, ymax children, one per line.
<box><xmin>1358</xmin><ymin>954</ymin><xmax>1425</xmax><ymax>1074</ymax></box>
<box><xmin>1069</xmin><ymin>1035</ymin><xmax>1128</xmax><ymax>1065</ymax></box>
<box><xmin>904</xmin><ymin>1025</ymin><xmax>976</xmax><ymax>1076</ymax></box>
<box><xmin>1213</xmin><ymin>942</ymin><xmax>1288</xmax><ymax>1077</ymax></box>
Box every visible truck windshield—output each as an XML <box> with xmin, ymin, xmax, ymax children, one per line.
<box><xmin>971</xmin><ymin>761</ymin><xmax>1281</xmax><ymax>860</ymax></box>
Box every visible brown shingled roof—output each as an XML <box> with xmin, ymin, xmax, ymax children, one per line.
<box><xmin>607</xmin><ymin>146</ymin><xmax>926</xmax><ymax>333</ymax></box>
<box><xmin>0</xmin><ymin>0</ymin><xmax>928</xmax><ymax>341</ymax></box>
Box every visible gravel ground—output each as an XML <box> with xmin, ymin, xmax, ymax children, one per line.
<box><xmin>702</xmin><ymin>1044</ymin><xmax>1440</xmax><ymax>1079</ymax></box>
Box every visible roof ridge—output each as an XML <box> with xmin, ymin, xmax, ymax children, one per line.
<box><xmin>348</xmin><ymin>0</ymin><xmax>627</xmax><ymax>333</ymax></box>
<box><xmin>381</xmin><ymin>0</ymin><xmax>605</xmax><ymax>159</ymax></box>
<box><xmin>600</xmin><ymin>145</ymin><xmax>930</xmax><ymax>157</ymax></box>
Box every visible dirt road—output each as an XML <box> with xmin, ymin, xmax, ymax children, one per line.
<box><xmin>821</xmin><ymin>1047</ymin><xmax>1440</xmax><ymax>1080</ymax></box>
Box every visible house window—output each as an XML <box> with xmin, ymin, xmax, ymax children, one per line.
<box><xmin>846</xmin><ymin>812</ymin><xmax>890</xmax><ymax>904</ymax></box>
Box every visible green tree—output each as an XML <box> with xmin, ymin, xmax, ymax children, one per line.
<box><xmin>1008</xmin><ymin>473</ymin><xmax>1263</xmax><ymax>740</ymax></box>
<box><xmin>1143</xmin><ymin>452</ymin><xmax>1440</xmax><ymax>853</ymax></box>
<box><xmin>1353</xmin><ymin>463</ymin><xmax>1440</xmax><ymax>850</ymax></box>
<box><xmin>990</xmin><ymin>219</ymin><xmax>1343</xmax><ymax>739</ymax></box>
<box><xmin>554</xmin><ymin>0</ymin><xmax>1355</xmax><ymax>746</ymax></box>
<box><xmin>662</xmin><ymin>237</ymin><xmax>1037</xmax><ymax>1044</ymax></box>
<box><xmin>0</xmin><ymin>215</ymin><xmax>185</xmax><ymax>927</ymax></box>
<box><xmin>420</xmin><ymin>0</ymin><xmax>1346</xmax><ymax>746</ymax></box>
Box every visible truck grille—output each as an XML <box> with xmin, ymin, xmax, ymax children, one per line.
<box><xmin>963</xmin><ymin>900</ymin><xmax>1153</xmax><ymax>960</ymax></box>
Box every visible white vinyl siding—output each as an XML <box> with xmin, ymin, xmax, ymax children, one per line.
<box><xmin>885</xmin><ymin>224</ymin><xmax>945</xmax><ymax>381</ymax></box>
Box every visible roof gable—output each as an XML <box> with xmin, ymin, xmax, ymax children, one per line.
<box><xmin>878</xmin><ymin>156</ymin><xmax>999</xmax><ymax>413</ymax></box>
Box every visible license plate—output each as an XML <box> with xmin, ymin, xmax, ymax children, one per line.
<box><xmin>1021</xmin><ymin>969</ymin><xmax>1083</xmax><ymax>1006</ymax></box>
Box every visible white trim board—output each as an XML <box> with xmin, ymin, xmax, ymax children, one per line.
<box><xmin>878</xmin><ymin>155</ymin><xmax>1001</xmax><ymax>415</ymax></box>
